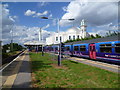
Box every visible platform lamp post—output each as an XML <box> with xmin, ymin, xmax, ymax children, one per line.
<box><xmin>41</xmin><ymin>17</ymin><xmax>74</xmax><ymax>66</ymax></box>
<box><xmin>40</xmin><ymin>28</ymin><xmax>44</xmax><ymax>56</ymax></box>
<box><xmin>39</xmin><ymin>27</ymin><xmax>44</xmax><ymax>56</ymax></box>
<box><xmin>10</xmin><ymin>25</ymin><xmax>14</xmax><ymax>52</ymax></box>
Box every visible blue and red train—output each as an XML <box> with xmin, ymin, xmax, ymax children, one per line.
<box><xmin>45</xmin><ymin>35</ymin><xmax>120</xmax><ymax>64</ymax></box>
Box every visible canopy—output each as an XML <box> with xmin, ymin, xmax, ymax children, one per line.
<box><xmin>24</xmin><ymin>41</ymin><xmax>46</xmax><ymax>46</ymax></box>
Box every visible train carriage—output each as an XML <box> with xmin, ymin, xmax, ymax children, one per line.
<box><xmin>72</xmin><ymin>44</ymin><xmax>89</xmax><ymax>57</ymax></box>
<box><xmin>64</xmin><ymin>35</ymin><xmax>120</xmax><ymax>64</ymax></box>
<box><xmin>95</xmin><ymin>41</ymin><xmax>120</xmax><ymax>63</ymax></box>
<box><xmin>45</xmin><ymin>35</ymin><xmax>120</xmax><ymax>64</ymax></box>
<box><xmin>52</xmin><ymin>45</ymin><xmax>59</xmax><ymax>54</ymax></box>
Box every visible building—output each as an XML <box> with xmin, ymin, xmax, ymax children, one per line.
<box><xmin>24</xmin><ymin>27</ymin><xmax>46</xmax><ymax>52</ymax></box>
<box><xmin>46</xmin><ymin>19</ymin><xmax>90</xmax><ymax>45</ymax></box>
<box><xmin>24</xmin><ymin>41</ymin><xmax>45</xmax><ymax>52</ymax></box>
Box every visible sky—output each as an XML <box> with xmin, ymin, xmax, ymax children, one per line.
<box><xmin>1</xmin><ymin>0</ymin><xmax>120</xmax><ymax>45</ymax></box>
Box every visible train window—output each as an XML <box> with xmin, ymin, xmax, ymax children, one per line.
<box><xmin>115</xmin><ymin>43</ymin><xmax>120</xmax><ymax>53</ymax></box>
<box><xmin>100</xmin><ymin>44</ymin><xmax>112</xmax><ymax>47</ymax></box>
<box><xmin>100</xmin><ymin>44</ymin><xmax>105</xmax><ymax>47</ymax></box>
<box><xmin>100</xmin><ymin>44</ymin><xmax>112</xmax><ymax>53</ymax></box>
<box><xmin>90</xmin><ymin>46</ymin><xmax>95</xmax><ymax>51</ymax></box>
<box><xmin>50</xmin><ymin>47</ymin><xmax>53</xmax><ymax>51</ymax></box>
<box><xmin>80</xmin><ymin>45</ymin><xmax>86</xmax><ymax>51</ymax></box>
<box><xmin>55</xmin><ymin>47</ymin><xmax>58</xmax><ymax>50</ymax></box>
<box><xmin>74</xmin><ymin>46</ymin><xmax>79</xmax><ymax>51</ymax></box>
<box><xmin>65</xmin><ymin>46</ymin><xmax>70</xmax><ymax>51</ymax></box>
<box><xmin>90</xmin><ymin>46</ymin><xmax>92</xmax><ymax>51</ymax></box>
<box><xmin>93</xmin><ymin>46</ymin><xmax>95</xmax><ymax>51</ymax></box>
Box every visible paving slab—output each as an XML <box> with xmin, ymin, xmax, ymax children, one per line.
<box><xmin>12</xmin><ymin>52</ymin><xmax>31</xmax><ymax>88</ymax></box>
<box><xmin>1</xmin><ymin>51</ymin><xmax>31</xmax><ymax>89</ymax></box>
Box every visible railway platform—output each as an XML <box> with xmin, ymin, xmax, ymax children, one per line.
<box><xmin>1</xmin><ymin>50</ymin><xmax>31</xmax><ymax>89</ymax></box>
<box><xmin>49</xmin><ymin>52</ymin><xmax>119</xmax><ymax>73</ymax></box>
<box><xmin>67</xmin><ymin>56</ymin><xmax>120</xmax><ymax>73</ymax></box>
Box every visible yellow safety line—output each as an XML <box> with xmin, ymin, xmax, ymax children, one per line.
<box><xmin>70</xmin><ymin>57</ymin><xmax>119</xmax><ymax>70</ymax></box>
<box><xmin>3</xmin><ymin>52</ymin><xmax>26</xmax><ymax>88</ymax></box>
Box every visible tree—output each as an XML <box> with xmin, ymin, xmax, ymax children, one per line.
<box><xmin>90</xmin><ymin>34</ymin><xmax>95</xmax><ymax>39</ymax></box>
<box><xmin>105</xmin><ymin>30</ymin><xmax>119</xmax><ymax>37</ymax></box>
<box><xmin>2</xmin><ymin>43</ymin><xmax>24</xmax><ymax>53</ymax></box>
<box><xmin>95</xmin><ymin>34</ymin><xmax>101</xmax><ymax>38</ymax></box>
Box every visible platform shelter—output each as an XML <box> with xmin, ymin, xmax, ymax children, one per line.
<box><xmin>24</xmin><ymin>41</ymin><xmax>45</xmax><ymax>52</ymax></box>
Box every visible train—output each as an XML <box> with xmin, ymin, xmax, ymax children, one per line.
<box><xmin>44</xmin><ymin>35</ymin><xmax>120</xmax><ymax>64</ymax></box>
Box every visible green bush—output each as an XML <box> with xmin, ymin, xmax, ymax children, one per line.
<box><xmin>2</xmin><ymin>53</ymin><xmax>10</xmax><ymax>59</ymax></box>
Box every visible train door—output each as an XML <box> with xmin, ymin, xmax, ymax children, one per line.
<box><xmin>89</xmin><ymin>44</ymin><xmax>96</xmax><ymax>59</ymax></box>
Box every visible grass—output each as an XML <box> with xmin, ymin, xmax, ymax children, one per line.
<box><xmin>30</xmin><ymin>52</ymin><xmax>119</xmax><ymax>88</ymax></box>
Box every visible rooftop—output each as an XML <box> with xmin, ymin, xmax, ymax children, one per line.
<box><xmin>65</xmin><ymin>35</ymin><xmax>119</xmax><ymax>45</ymax></box>
<box><xmin>24</xmin><ymin>41</ymin><xmax>46</xmax><ymax>45</ymax></box>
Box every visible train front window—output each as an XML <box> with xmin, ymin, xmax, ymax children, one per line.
<box><xmin>115</xmin><ymin>43</ymin><xmax>120</xmax><ymax>53</ymax></box>
<box><xmin>80</xmin><ymin>45</ymin><xmax>86</xmax><ymax>51</ymax></box>
<box><xmin>100</xmin><ymin>44</ymin><xmax>112</xmax><ymax>53</ymax></box>
<box><xmin>74</xmin><ymin>46</ymin><xmax>79</xmax><ymax>51</ymax></box>
<box><xmin>65</xmin><ymin>46</ymin><xmax>70</xmax><ymax>51</ymax></box>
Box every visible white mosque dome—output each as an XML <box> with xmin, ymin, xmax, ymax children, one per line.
<box><xmin>46</xmin><ymin>19</ymin><xmax>89</xmax><ymax>45</ymax></box>
<box><xmin>66</xmin><ymin>27</ymin><xmax>80</xmax><ymax>33</ymax></box>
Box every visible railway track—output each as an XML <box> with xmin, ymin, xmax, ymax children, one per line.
<box><xmin>2</xmin><ymin>51</ymin><xmax>24</xmax><ymax>66</ymax></box>
<box><xmin>0</xmin><ymin>50</ymin><xmax>25</xmax><ymax>72</ymax></box>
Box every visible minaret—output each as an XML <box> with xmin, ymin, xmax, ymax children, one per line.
<box><xmin>80</xmin><ymin>19</ymin><xmax>87</xmax><ymax>38</ymax></box>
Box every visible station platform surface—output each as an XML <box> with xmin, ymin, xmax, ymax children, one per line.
<box><xmin>2</xmin><ymin>51</ymin><xmax>31</xmax><ymax>89</ymax></box>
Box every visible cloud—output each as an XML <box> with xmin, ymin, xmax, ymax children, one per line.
<box><xmin>52</xmin><ymin>19</ymin><xmax>57</xmax><ymax>26</ymax></box>
<box><xmin>60</xmin><ymin>0</ymin><xmax>118</xmax><ymax>27</ymax></box>
<box><xmin>1</xmin><ymin>3</ymin><xmax>18</xmax><ymax>44</ymax></box>
<box><xmin>37</xmin><ymin>2</ymin><xmax>49</xmax><ymax>7</ymax></box>
<box><xmin>62</xmin><ymin>6</ymin><xmax>67</xmax><ymax>12</ymax></box>
<box><xmin>24</xmin><ymin>9</ymin><xmax>36</xmax><ymax>16</ymax></box>
<box><xmin>2</xmin><ymin>24</ymin><xmax>53</xmax><ymax>45</ymax></box>
<box><xmin>34</xmin><ymin>11</ymin><xmax>48</xmax><ymax>17</ymax></box>
<box><xmin>48</xmin><ymin>14</ymin><xmax>52</xmax><ymax>18</ymax></box>
<box><xmin>25</xmin><ymin>9</ymin><xmax>48</xmax><ymax>17</ymax></box>
<box><xmin>42</xmin><ymin>24</ymin><xmax>50</xmax><ymax>29</ymax></box>
<box><xmin>2</xmin><ymin>4</ymin><xmax>48</xmax><ymax>44</ymax></box>
<box><xmin>42</xmin><ymin>11</ymin><xmax>48</xmax><ymax>15</ymax></box>
<box><xmin>89</xmin><ymin>22</ymin><xmax>119</xmax><ymax>36</ymax></box>
<box><xmin>2</xmin><ymin>4</ymin><xmax>16</xmax><ymax>26</ymax></box>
